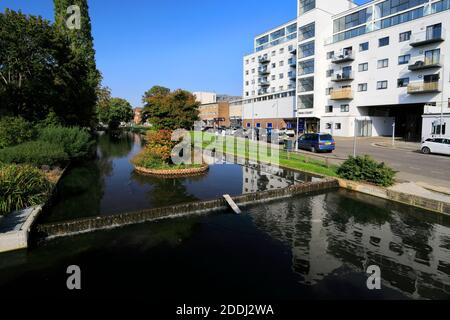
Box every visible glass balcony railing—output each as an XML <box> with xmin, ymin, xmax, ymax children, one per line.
<box><xmin>259</xmin><ymin>81</ymin><xmax>270</xmax><ymax>87</ymax></box>
<box><xmin>408</xmin><ymin>56</ymin><xmax>443</xmax><ymax>70</ymax></box>
<box><xmin>258</xmin><ymin>67</ymin><xmax>270</xmax><ymax>75</ymax></box>
<box><xmin>410</xmin><ymin>28</ymin><xmax>445</xmax><ymax>47</ymax></box>
<box><xmin>407</xmin><ymin>81</ymin><xmax>441</xmax><ymax>94</ymax></box>
<box><xmin>259</xmin><ymin>56</ymin><xmax>270</xmax><ymax>64</ymax></box>
<box><xmin>330</xmin><ymin>88</ymin><xmax>353</xmax><ymax>100</ymax></box>
<box><xmin>331</xmin><ymin>71</ymin><xmax>354</xmax><ymax>82</ymax></box>
<box><xmin>332</xmin><ymin>51</ymin><xmax>354</xmax><ymax>63</ymax></box>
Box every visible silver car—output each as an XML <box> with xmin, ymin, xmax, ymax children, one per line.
<box><xmin>421</xmin><ymin>138</ymin><xmax>450</xmax><ymax>155</ymax></box>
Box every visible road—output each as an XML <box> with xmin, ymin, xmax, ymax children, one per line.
<box><xmin>328</xmin><ymin>137</ymin><xmax>450</xmax><ymax>188</ymax></box>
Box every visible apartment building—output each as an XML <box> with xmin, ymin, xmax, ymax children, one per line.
<box><xmin>241</xmin><ymin>0</ymin><xmax>450</xmax><ymax>141</ymax></box>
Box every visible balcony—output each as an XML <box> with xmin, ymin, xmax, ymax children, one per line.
<box><xmin>259</xmin><ymin>81</ymin><xmax>270</xmax><ymax>87</ymax></box>
<box><xmin>332</xmin><ymin>51</ymin><xmax>354</xmax><ymax>64</ymax></box>
<box><xmin>289</xmin><ymin>60</ymin><xmax>297</xmax><ymax>67</ymax></box>
<box><xmin>259</xmin><ymin>56</ymin><xmax>270</xmax><ymax>64</ymax></box>
<box><xmin>407</xmin><ymin>81</ymin><xmax>441</xmax><ymax>94</ymax></box>
<box><xmin>408</xmin><ymin>57</ymin><xmax>442</xmax><ymax>71</ymax></box>
<box><xmin>258</xmin><ymin>89</ymin><xmax>268</xmax><ymax>95</ymax></box>
<box><xmin>424</xmin><ymin>103</ymin><xmax>450</xmax><ymax>114</ymax></box>
<box><xmin>330</xmin><ymin>88</ymin><xmax>353</xmax><ymax>100</ymax></box>
<box><xmin>258</xmin><ymin>67</ymin><xmax>270</xmax><ymax>75</ymax></box>
<box><xmin>288</xmin><ymin>72</ymin><xmax>297</xmax><ymax>80</ymax></box>
<box><xmin>410</xmin><ymin>29</ymin><xmax>445</xmax><ymax>47</ymax></box>
<box><xmin>331</xmin><ymin>71</ymin><xmax>354</xmax><ymax>82</ymax></box>
<box><xmin>289</xmin><ymin>47</ymin><xmax>297</xmax><ymax>54</ymax></box>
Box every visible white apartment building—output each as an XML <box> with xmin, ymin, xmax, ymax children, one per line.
<box><xmin>241</xmin><ymin>0</ymin><xmax>450</xmax><ymax>141</ymax></box>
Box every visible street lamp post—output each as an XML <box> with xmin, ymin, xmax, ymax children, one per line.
<box><xmin>353</xmin><ymin>118</ymin><xmax>357</xmax><ymax>157</ymax></box>
<box><xmin>295</xmin><ymin>109</ymin><xmax>300</xmax><ymax>152</ymax></box>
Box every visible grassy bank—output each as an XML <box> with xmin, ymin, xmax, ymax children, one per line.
<box><xmin>192</xmin><ymin>132</ymin><xmax>338</xmax><ymax>177</ymax></box>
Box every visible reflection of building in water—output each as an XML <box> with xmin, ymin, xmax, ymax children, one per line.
<box><xmin>241</xmin><ymin>161</ymin><xmax>321</xmax><ymax>194</ymax></box>
<box><xmin>250</xmin><ymin>191</ymin><xmax>450</xmax><ymax>299</ymax></box>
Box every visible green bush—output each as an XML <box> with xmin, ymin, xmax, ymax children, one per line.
<box><xmin>0</xmin><ymin>141</ymin><xmax>68</xmax><ymax>166</ymax></box>
<box><xmin>0</xmin><ymin>116</ymin><xmax>34</xmax><ymax>149</ymax></box>
<box><xmin>337</xmin><ymin>155</ymin><xmax>396</xmax><ymax>187</ymax></box>
<box><xmin>0</xmin><ymin>164</ymin><xmax>53</xmax><ymax>215</ymax></box>
<box><xmin>38</xmin><ymin>126</ymin><xmax>93</xmax><ymax>159</ymax></box>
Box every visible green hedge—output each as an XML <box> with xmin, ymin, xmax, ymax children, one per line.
<box><xmin>337</xmin><ymin>155</ymin><xmax>396</xmax><ymax>187</ymax></box>
<box><xmin>38</xmin><ymin>126</ymin><xmax>93</xmax><ymax>159</ymax></box>
<box><xmin>0</xmin><ymin>164</ymin><xmax>53</xmax><ymax>215</ymax></box>
<box><xmin>0</xmin><ymin>141</ymin><xmax>68</xmax><ymax>166</ymax></box>
<box><xmin>0</xmin><ymin>116</ymin><xmax>34</xmax><ymax>149</ymax></box>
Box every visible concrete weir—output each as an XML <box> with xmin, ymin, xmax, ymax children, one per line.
<box><xmin>35</xmin><ymin>179</ymin><xmax>339</xmax><ymax>239</ymax></box>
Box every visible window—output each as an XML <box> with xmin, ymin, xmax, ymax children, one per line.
<box><xmin>279</xmin><ymin>48</ymin><xmax>284</xmax><ymax>54</ymax></box>
<box><xmin>245</xmin><ymin>70</ymin><xmax>249</xmax><ymax>75</ymax></box>
<box><xmin>397</xmin><ymin>77</ymin><xmax>410</xmax><ymax>87</ymax></box>
<box><xmin>279</xmin><ymin>60</ymin><xmax>284</xmax><ymax>67</ymax></box>
<box><xmin>398</xmin><ymin>54</ymin><xmax>411</xmax><ymax>65</ymax></box>
<box><xmin>376</xmin><ymin>0</ymin><xmax>428</xmax><ymax>19</ymax></box>
<box><xmin>298</xmin><ymin>59</ymin><xmax>314</xmax><ymax>75</ymax></box>
<box><xmin>279</xmin><ymin>73</ymin><xmax>284</xmax><ymax>79</ymax></box>
<box><xmin>271</xmin><ymin>75</ymin><xmax>276</xmax><ymax>80</ymax></box>
<box><xmin>325</xmin><ymin>87</ymin><xmax>332</xmax><ymax>95</ymax></box>
<box><xmin>425</xmin><ymin>49</ymin><xmax>441</xmax><ymax>65</ymax></box>
<box><xmin>335</xmin><ymin>123</ymin><xmax>342</xmax><ymax>130</ymax></box>
<box><xmin>326</xmin><ymin>123</ymin><xmax>332</xmax><ymax>129</ymax></box>
<box><xmin>245</xmin><ymin>81</ymin><xmax>249</xmax><ymax>86</ymax></box>
<box><xmin>325</xmin><ymin>105</ymin><xmax>333</xmax><ymax>113</ymax></box>
<box><xmin>359</xmin><ymin>42</ymin><xmax>369</xmax><ymax>51</ymax></box>
<box><xmin>252</xmin><ymin>68</ymin><xmax>255</xmax><ymax>74</ymax></box>
<box><xmin>252</xmin><ymin>57</ymin><xmax>255</xmax><ymax>62</ymax></box>
<box><xmin>358</xmin><ymin>83</ymin><xmax>368</xmax><ymax>92</ymax></box>
<box><xmin>299</xmin><ymin>94</ymin><xmax>314</xmax><ymax>109</ymax></box>
<box><xmin>272</xmin><ymin>63</ymin><xmax>276</xmax><ymax>68</ymax></box>
<box><xmin>326</xmin><ymin>69</ymin><xmax>334</xmax><ymax>77</ymax></box>
<box><xmin>379</xmin><ymin>37</ymin><xmax>390</xmax><ymax>47</ymax></box>
<box><xmin>271</xmin><ymin>50</ymin><xmax>276</xmax><ymax>56</ymax></box>
<box><xmin>399</xmin><ymin>31</ymin><xmax>411</xmax><ymax>42</ymax></box>
<box><xmin>432</xmin><ymin>122</ymin><xmax>446</xmax><ymax>135</ymax></box>
<box><xmin>299</xmin><ymin>23</ymin><xmax>315</xmax><ymax>41</ymax></box>
<box><xmin>377</xmin><ymin>81</ymin><xmax>388</xmax><ymax>90</ymax></box>
<box><xmin>299</xmin><ymin>0</ymin><xmax>316</xmax><ymax>15</ymax></box>
<box><xmin>245</xmin><ymin>60</ymin><xmax>249</xmax><ymax>65</ymax></box>
<box><xmin>333</xmin><ymin>8</ymin><xmax>372</xmax><ymax>33</ymax></box>
<box><xmin>358</xmin><ymin>63</ymin><xmax>368</xmax><ymax>72</ymax></box>
<box><xmin>298</xmin><ymin>77</ymin><xmax>314</xmax><ymax>92</ymax></box>
<box><xmin>377</xmin><ymin>59</ymin><xmax>389</xmax><ymax>68</ymax></box>
<box><xmin>340</xmin><ymin>104</ymin><xmax>349</xmax><ymax>112</ymax></box>
<box><xmin>299</xmin><ymin>41</ymin><xmax>315</xmax><ymax>58</ymax></box>
<box><xmin>327</xmin><ymin>51</ymin><xmax>334</xmax><ymax>59</ymax></box>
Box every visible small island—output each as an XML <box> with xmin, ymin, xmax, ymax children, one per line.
<box><xmin>131</xmin><ymin>86</ymin><xmax>208</xmax><ymax>177</ymax></box>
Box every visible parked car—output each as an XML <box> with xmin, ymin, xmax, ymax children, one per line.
<box><xmin>298</xmin><ymin>133</ymin><xmax>336</xmax><ymax>153</ymax></box>
<box><xmin>421</xmin><ymin>138</ymin><xmax>450</xmax><ymax>155</ymax></box>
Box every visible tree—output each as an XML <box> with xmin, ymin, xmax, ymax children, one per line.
<box><xmin>53</xmin><ymin>0</ymin><xmax>100</xmax><ymax>89</ymax></box>
<box><xmin>142</xmin><ymin>86</ymin><xmax>200</xmax><ymax>130</ymax></box>
<box><xmin>0</xmin><ymin>9</ymin><xmax>97</xmax><ymax>127</ymax></box>
<box><xmin>98</xmin><ymin>97</ymin><xmax>134</xmax><ymax>130</ymax></box>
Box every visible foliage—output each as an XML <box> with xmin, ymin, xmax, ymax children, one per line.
<box><xmin>38</xmin><ymin>126</ymin><xmax>94</xmax><ymax>159</ymax></box>
<box><xmin>337</xmin><ymin>155</ymin><xmax>396</xmax><ymax>187</ymax></box>
<box><xmin>144</xmin><ymin>130</ymin><xmax>176</xmax><ymax>161</ymax></box>
<box><xmin>0</xmin><ymin>164</ymin><xmax>53</xmax><ymax>215</ymax></box>
<box><xmin>0</xmin><ymin>140</ymin><xmax>68</xmax><ymax>166</ymax></box>
<box><xmin>142</xmin><ymin>86</ymin><xmax>199</xmax><ymax>130</ymax></box>
<box><xmin>97</xmin><ymin>97</ymin><xmax>134</xmax><ymax>130</ymax></box>
<box><xmin>0</xmin><ymin>9</ymin><xmax>97</xmax><ymax>127</ymax></box>
<box><xmin>131</xmin><ymin>148</ymin><xmax>166</xmax><ymax>169</ymax></box>
<box><xmin>0</xmin><ymin>116</ymin><xmax>34</xmax><ymax>148</ymax></box>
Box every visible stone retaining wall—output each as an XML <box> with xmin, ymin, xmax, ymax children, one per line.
<box><xmin>134</xmin><ymin>164</ymin><xmax>209</xmax><ymax>177</ymax></box>
<box><xmin>338</xmin><ymin>179</ymin><xmax>450</xmax><ymax>216</ymax></box>
<box><xmin>36</xmin><ymin>179</ymin><xmax>339</xmax><ymax>239</ymax></box>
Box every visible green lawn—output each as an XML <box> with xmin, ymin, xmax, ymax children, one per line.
<box><xmin>191</xmin><ymin>132</ymin><xmax>338</xmax><ymax>177</ymax></box>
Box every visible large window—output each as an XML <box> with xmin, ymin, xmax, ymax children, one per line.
<box><xmin>398</xmin><ymin>54</ymin><xmax>411</xmax><ymax>65</ymax></box>
<box><xmin>377</xmin><ymin>81</ymin><xmax>388</xmax><ymax>90</ymax></box>
<box><xmin>358</xmin><ymin>62</ymin><xmax>369</xmax><ymax>72</ymax></box>
<box><xmin>379</xmin><ymin>37</ymin><xmax>390</xmax><ymax>47</ymax></box>
<box><xmin>375</xmin><ymin>0</ymin><xmax>428</xmax><ymax>19</ymax></box>
<box><xmin>298</xmin><ymin>94</ymin><xmax>314</xmax><ymax>109</ymax></box>
<box><xmin>298</xmin><ymin>59</ymin><xmax>315</xmax><ymax>75</ymax></box>
<box><xmin>299</xmin><ymin>0</ymin><xmax>315</xmax><ymax>15</ymax></box>
<box><xmin>334</xmin><ymin>8</ymin><xmax>373</xmax><ymax>33</ymax></box>
<box><xmin>299</xmin><ymin>41</ymin><xmax>315</xmax><ymax>58</ymax></box>
<box><xmin>298</xmin><ymin>23</ymin><xmax>315</xmax><ymax>41</ymax></box>
<box><xmin>377</xmin><ymin>58</ymin><xmax>389</xmax><ymax>68</ymax></box>
<box><xmin>298</xmin><ymin>77</ymin><xmax>314</xmax><ymax>92</ymax></box>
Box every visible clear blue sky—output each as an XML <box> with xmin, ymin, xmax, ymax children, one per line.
<box><xmin>0</xmin><ymin>0</ymin><xmax>369</xmax><ymax>107</ymax></box>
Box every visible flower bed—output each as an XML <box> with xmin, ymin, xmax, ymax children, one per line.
<box><xmin>134</xmin><ymin>163</ymin><xmax>209</xmax><ymax>177</ymax></box>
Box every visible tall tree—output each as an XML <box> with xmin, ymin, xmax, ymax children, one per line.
<box><xmin>53</xmin><ymin>0</ymin><xmax>100</xmax><ymax>89</ymax></box>
<box><xmin>97</xmin><ymin>97</ymin><xmax>134</xmax><ymax>130</ymax></box>
<box><xmin>143</xmin><ymin>86</ymin><xmax>200</xmax><ymax>130</ymax></box>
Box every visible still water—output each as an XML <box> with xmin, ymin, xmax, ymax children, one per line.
<box><xmin>0</xmin><ymin>132</ymin><xmax>449</xmax><ymax>300</ymax></box>
<box><xmin>41</xmin><ymin>132</ymin><xmax>318</xmax><ymax>223</ymax></box>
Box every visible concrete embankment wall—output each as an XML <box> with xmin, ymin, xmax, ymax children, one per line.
<box><xmin>338</xmin><ymin>179</ymin><xmax>450</xmax><ymax>216</ymax></box>
<box><xmin>36</xmin><ymin>179</ymin><xmax>339</xmax><ymax>239</ymax></box>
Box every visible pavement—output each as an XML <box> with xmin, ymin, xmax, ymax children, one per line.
<box><xmin>293</xmin><ymin>136</ymin><xmax>450</xmax><ymax>191</ymax></box>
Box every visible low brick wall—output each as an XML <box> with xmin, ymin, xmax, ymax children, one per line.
<box><xmin>35</xmin><ymin>179</ymin><xmax>339</xmax><ymax>239</ymax></box>
<box><xmin>134</xmin><ymin>164</ymin><xmax>209</xmax><ymax>177</ymax></box>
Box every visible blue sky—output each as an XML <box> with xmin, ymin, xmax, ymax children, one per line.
<box><xmin>1</xmin><ymin>0</ymin><xmax>369</xmax><ymax>107</ymax></box>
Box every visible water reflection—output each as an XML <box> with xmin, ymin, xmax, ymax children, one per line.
<box><xmin>249</xmin><ymin>189</ymin><xmax>450</xmax><ymax>299</ymax></box>
<box><xmin>42</xmin><ymin>132</ymin><xmax>318</xmax><ymax>223</ymax></box>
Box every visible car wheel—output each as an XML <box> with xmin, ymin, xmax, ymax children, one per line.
<box><xmin>421</xmin><ymin>147</ymin><xmax>431</xmax><ymax>154</ymax></box>
<box><xmin>310</xmin><ymin>146</ymin><xmax>316</xmax><ymax>153</ymax></box>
